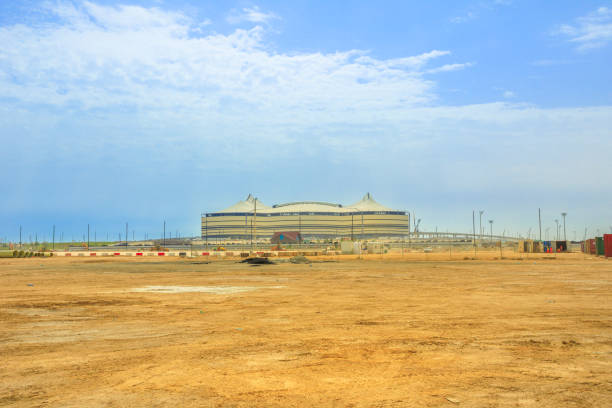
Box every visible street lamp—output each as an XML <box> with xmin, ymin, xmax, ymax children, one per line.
<box><xmin>561</xmin><ymin>212</ymin><xmax>567</xmax><ymax>241</ymax></box>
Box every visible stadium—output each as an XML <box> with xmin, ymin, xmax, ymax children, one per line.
<box><xmin>202</xmin><ymin>193</ymin><xmax>408</xmax><ymax>240</ymax></box>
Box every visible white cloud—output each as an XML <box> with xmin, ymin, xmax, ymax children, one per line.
<box><xmin>426</xmin><ymin>62</ymin><xmax>473</xmax><ymax>74</ymax></box>
<box><xmin>226</xmin><ymin>6</ymin><xmax>279</xmax><ymax>25</ymax></box>
<box><xmin>450</xmin><ymin>1</ymin><xmax>512</xmax><ymax>23</ymax></box>
<box><xmin>0</xmin><ymin>1</ymin><xmax>453</xmax><ymax>117</ymax></box>
<box><xmin>555</xmin><ymin>6</ymin><xmax>612</xmax><ymax>50</ymax></box>
<box><xmin>450</xmin><ymin>11</ymin><xmax>476</xmax><ymax>24</ymax></box>
<box><xmin>531</xmin><ymin>59</ymin><xmax>572</xmax><ymax>66</ymax></box>
<box><xmin>503</xmin><ymin>90</ymin><xmax>515</xmax><ymax>98</ymax></box>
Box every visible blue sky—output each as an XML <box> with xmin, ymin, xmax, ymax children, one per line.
<box><xmin>1</xmin><ymin>0</ymin><xmax>611</xmax><ymax>242</ymax></box>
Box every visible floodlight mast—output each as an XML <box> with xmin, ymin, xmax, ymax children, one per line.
<box><xmin>538</xmin><ymin>208</ymin><xmax>542</xmax><ymax>241</ymax></box>
<box><xmin>252</xmin><ymin>197</ymin><xmax>257</xmax><ymax>253</ymax></box>
<box><xmin>561</xmin><ymin>212</ymin><xmax>567</xmax><ymax>241</ymax></box>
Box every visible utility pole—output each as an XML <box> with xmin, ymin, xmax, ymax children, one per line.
<box><xmin>538</xmin><ymin>208</ymin><xmax>542</xmax><ymax>241</ymax></box>
<box><xmin>472</xmin><ymin>210</ymin><xmax>476</xmax><ymax>256</ymax></box>
<box><xmin>253</xmin><ymin>197</ymin><xmax>257</xmax><ymax>253</ymax></box>
<box><xmin>407</xmin><ymin>212</ymin><xmax>411</xmax><ymax>247</ymax></box>
<box><xmin>561</xmin><ymin>212</ymin><xmax>567</xmax><ymax>241</ymax></box>
<box><xmin>479</xmin><ymin>210</ymin><xmax>484</xmax><ymax>241</ymax></box>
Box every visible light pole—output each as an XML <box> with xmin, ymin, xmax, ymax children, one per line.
<box><xmin>554</xmin><ymin>219</ymin><xmax>559</xmax><ymax>240</ymax></box>
<box><xmin>489</xmin><ymin>220</ymin><xmax>493</xmax><ymax>241</ymax></box>
<box><xmin>254</xmin><ymin>197</ymin><xmax>257</xmax><ymax>253</ymax></box>
<box><xmin>479</xmin><ymin>210</ymin><xmax>484</xmax><ymax>241</ymax></box>
<box><xmin>538</xmin><ymin>208</ymin><xmax>542</xmax><ymax>241</ymax></box>
<box><xmin>472</xmin><ymin>211</ymin><xmax>476</xmax><ymax>256</ymax></box>
<box><xmin>561</xmin><ymin>212</ymin><xmax>567</xmax><ymax>241</ymax></box>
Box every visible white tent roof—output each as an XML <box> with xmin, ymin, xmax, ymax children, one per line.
<box><xmin>348</xmin><ymin>193</ymin><xmax>395</xmax><ymax>212</ymax></box>
<box><xmin>218</xmin><ymin>194</ymin><xmax>271</xmax><ymax>213</ymax></box>
<box><xmin>214</xmin><ymin>193</ymin><xmax>399</xmax><ymax>214</ymax></box>
<box><xmin>269</xmin><ymin>201</ymin><xmax>354</xmax><ymax>213</ymax></box>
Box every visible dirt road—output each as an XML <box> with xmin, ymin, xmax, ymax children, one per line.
<box><xmin>1</xmin><ymin>254</ymin><xmax>611</xmax><ymax>407</ymax></box>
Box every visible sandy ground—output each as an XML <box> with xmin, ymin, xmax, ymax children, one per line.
<box><xmin>1</xmin><ymin>253</ymin><xmax>611</xmax><ymax>407</ymax></box>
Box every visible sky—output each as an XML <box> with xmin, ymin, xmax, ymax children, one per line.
<box><xmin>1</xmin><ymin>0</ymin><xmax>611</xmax><ymax>242</ymax></box>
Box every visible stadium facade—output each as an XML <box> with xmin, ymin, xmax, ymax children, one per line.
<box><xmin>201</xmin><ymin>193</ymin><xmax>408</xmax><ymax>240</ymax></box>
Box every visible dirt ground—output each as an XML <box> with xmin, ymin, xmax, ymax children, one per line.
<box><xmin>1</xmin><ymin>253</ymin><xmax>611</xmax><ymax>407</ymax></box>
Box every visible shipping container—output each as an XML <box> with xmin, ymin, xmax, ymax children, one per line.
<box><xmin>532</xmin><ymin>241</ymin><xmax>543</xmax><ymax>253</ymax></box>
<box><xmin>596</xmin><ymin>237</ymin><xmax>605</xmax><ymax>256</ymax></box>
<box><xmin>543</xmin><ymin>241</ymin><xmax>553</xmax><ymax>253</ymax></box>
<box><xmin>604</xmin><ymin>234</ymin><xmax>612</xmax><ymax>258</ymax></box>
<box><xmin>555</xmin><ymin>241</ymin><xmax>567</xmax><ymax>252</ymax></box>
<box><xmin>518</xmin><ymin>240</ymin><xmax>525</xmax><ymax>253</ymax></box>
<box><xmin>589</xmin><ymin>239</ymin><xmax>596</xmax><ymax>254</ymax></box>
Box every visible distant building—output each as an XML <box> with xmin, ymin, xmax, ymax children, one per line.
<box><xmin>201</xmin><ymin>193</ymin><xmax>408</xmax><ymax>240</ymax></box>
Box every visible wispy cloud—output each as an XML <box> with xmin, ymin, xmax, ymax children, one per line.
<box><xmin>531</xmin><ymin>59</ymin><xmax>573</xmax><ymax>66</ymax></box>
<box><xmin>0</xmin><ymin>2</ymin><xmax>454</xmax><ymax>115</ymax></box>
<box><xmin>503</xmin><ymin>90</ymin><xmax>515</xmax><ymax>98</ymax></box>
<box><xmin>226</xmin><ymin>6</ymin><xmax>279</xmax><ymax>25</ymax></box>
<box><xmin>450</xmin><ymin>11</ymin><xmax>476</xmax><ymax>24</ymax></box>
<box><xmin>555</xmin><ymin>6</ymin><xmax>612</xmax><ymax>50</ymax></box>
<box><xmin>450</xmin><ymin>0</ymin><xmax>512</xmax><ymax>24</ymax></box>
<box><xmin>426</xmin><ymin>62</ymin><xmax>474</xmax><ymax>74</ymax></box>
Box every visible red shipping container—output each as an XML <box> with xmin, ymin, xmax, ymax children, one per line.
<box><xmin>604</xmin><ymin>234</ymin><xmax>612</xmax><ymax>258</ymax></box>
